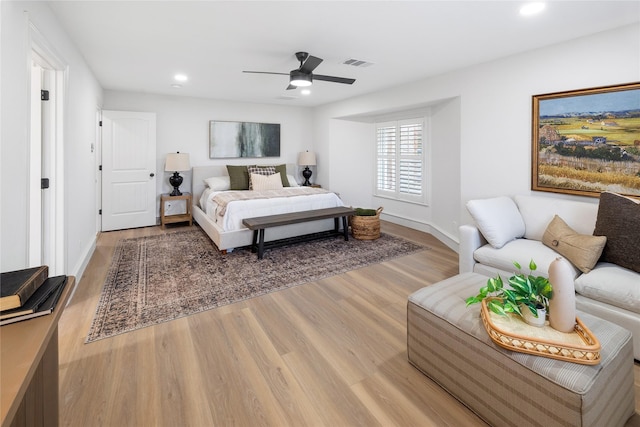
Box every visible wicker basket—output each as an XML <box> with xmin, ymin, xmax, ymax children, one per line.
<box><xmin>350</xmin><ymin>207</ymin><xmax>383</xmax><ymax>240</ymax></box>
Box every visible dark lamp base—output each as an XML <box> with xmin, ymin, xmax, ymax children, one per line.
<box><xmin>302</xmin><ymin>166</ymin><xmax>313</xmax><ymax>186</ymax></box>
<box><xmin>169</xmin><ymin>172</ymin><xmax>183</xmax><ymax>196</ymax></box>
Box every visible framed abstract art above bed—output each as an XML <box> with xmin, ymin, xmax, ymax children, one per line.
<box><xmin>209</xmin><ymin>120</ymin><xmax>281</xmax><ymax>159</ymax></box>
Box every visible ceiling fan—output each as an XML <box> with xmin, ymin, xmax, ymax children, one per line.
<box><xmin>243</xmin><ymin>52</ymin><xmax>356</xmax><ymax>90</ymax></box>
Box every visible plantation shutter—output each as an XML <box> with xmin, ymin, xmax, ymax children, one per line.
<box><xmin>375</xmin><ymin>119</ymin><xmax>425</xmax><ymax>203</ymax></box>
<box><xmin>377</xmin><ymin>125</ymin><xmax>396</xmax><ymax>192</ymax></box>
<box><xmin>399</xmin><ymin>122</ymin><xmax>423</xmax><ymax>196</ymax></box>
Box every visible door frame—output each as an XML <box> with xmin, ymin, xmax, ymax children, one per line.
<box><xmin>95</xmin><ymin>107</ymin><xmax>102</xmax><ymax>234</ymax></box>
<box><xmin>28</xmin><ymin>20</ymin><xmax>67</xmax><ymax>275</ymax></box>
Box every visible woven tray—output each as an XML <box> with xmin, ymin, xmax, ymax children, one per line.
<box><xmin>480</xmin><ymin>298</ymin><xmax>601</xmax><ymax>365</ymax></box>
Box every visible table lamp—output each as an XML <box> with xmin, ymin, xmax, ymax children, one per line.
<box><xmin>165</xmin><ymin>152</ymin><xmax>190</xmax><ymax>196</ymax></box>
<box><xmin>297</xmin><ymin>151</ymin><xmax>316</xmax><ymax>186</ymax></box>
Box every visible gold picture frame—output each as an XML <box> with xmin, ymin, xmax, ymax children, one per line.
<box><xmin>532</xmin><ymin>82</ymin><xmax>640</xmax><ymax>198</ymax></box>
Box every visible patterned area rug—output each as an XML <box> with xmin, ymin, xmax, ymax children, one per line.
<box><xmin>86</xmin><ymin>227</ymin><xmax>428</xmax><ymax>343</ymax></box>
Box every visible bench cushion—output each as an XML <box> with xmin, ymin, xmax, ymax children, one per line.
<box><xmin>407</xmin><ymin>273</ymin><xmax>635</xmax><ymax>427</ymax></box>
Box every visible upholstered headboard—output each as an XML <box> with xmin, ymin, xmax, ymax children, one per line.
<box><xmin>191</xmin><ymin>163</ymin><xmax>298</xmax><ymax>205</ymax></box>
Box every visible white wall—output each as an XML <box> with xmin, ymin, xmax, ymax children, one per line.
<box><xmin>103</xmin><ymin>91</ymin><xmax>315</xmax><ymax>212</ymax></box>
<box><xmin>327</xmin><ymin>119</ymin><xmax>372</xmax><ymax>206</ymax></box>
<box><xmin>1</xmin><ymin>2</ymin><xmax>103</xmax><ymax>276</ymax></box>
<box><xmin>314</xmin><ymin>24</ymin><xmax>640</xmax><ymax>249</ymax></box>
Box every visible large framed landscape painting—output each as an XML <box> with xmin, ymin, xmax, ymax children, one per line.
<box><xmin>209</xmin><ymin>121</ymin><xmax>280</xmax><ymax>159</ymax></box>
<box><xmin>532</xmin><ymin>82</ymin><xmax>640</xmax><ymax>198</ymax></box>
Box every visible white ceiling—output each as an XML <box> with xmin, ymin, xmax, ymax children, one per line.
<box><xmin>48</xmin><ymin>1</ymin><xmax>640</xmax><ymax>107</ymax></box>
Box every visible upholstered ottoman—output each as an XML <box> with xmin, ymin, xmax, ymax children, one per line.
<box><xmin>407</xmin><ymin>272</ymin><xmax>635</xmax><ymax>427</ymax></box>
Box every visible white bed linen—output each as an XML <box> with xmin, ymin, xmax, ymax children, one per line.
<box><xmin>200</xmin><ymin>188</ymin><xmax>344</xmax><ymax>232</ymax></box>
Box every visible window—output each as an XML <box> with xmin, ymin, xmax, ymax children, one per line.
<box><xmin>375</xmin><ymin>118</ymin><xmax>427</xmax><ymax>204</ymax></box>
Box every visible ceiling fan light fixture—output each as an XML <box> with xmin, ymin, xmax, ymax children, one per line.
<box><xmin>290</xmin><ymin>70</ymin><xmax>312</xmax><ymax>87</ymax></box>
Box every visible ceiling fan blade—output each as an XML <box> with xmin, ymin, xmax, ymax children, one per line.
<box><xmin>242</xmin><ymin>71</ymin><xmax>289</xmax><ymax>76</ymax></box>
<box><xmin>313</xmin><ymin>74</ymin><xmax>356</xmax><ymax>85</ymax></box>
<box><xmin>300</xmin><ymin>55</ymin><xmax>323</xmax><ymax>73</ymax></box>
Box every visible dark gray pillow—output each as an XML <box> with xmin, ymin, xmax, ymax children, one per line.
<box><xmin>593</xmin><ymin>192</ymin><xmax>640</xmax><ymax>273</ymax></box>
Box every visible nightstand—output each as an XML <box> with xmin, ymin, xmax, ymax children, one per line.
<box><xmin>160</xmin><ymin>193</ymin><xmax>192</xmax><ymax>228</ymax></box>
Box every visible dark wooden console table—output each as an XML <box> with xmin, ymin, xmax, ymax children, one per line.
<box><xmin>1</xmin><ymin>276</ymin><xmax>74</xmax><ymax>427</ymax></box>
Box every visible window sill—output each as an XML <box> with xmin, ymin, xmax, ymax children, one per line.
<box><xmin>373</xmin><ymin>193</ymin><xmax>429</xmax><ymax>207</ymax></box>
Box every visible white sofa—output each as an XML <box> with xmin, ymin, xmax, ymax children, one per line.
<box><xmin>459</xmin><ymin>194</ymin><xmax>640</xmax><ymax>360</ymax></box>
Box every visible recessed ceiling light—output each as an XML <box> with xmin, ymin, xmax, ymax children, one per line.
<box><xmin>520</xmin><ymin>2</ymin><xmax>545</xmax><ymax>16</ymax></box>
<box><xmin>171</xmin><ymin>84</ymin><xmax>182</xmax><ymax>88</ymax></box>
<box><xmin>301</xmin><ymin>89</ymin><xmax>311</xmax><ymax>95</ymax></box>
<box><xmin>174</xmin><ymin>74</ymin><xmax>188</xmax><ymax>82</ymax></box>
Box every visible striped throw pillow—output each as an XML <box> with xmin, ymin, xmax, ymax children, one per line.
<box><xmin>250</xmin><ymin>172</ymin><xmax>283</xmax><ymax>191</ymax></box>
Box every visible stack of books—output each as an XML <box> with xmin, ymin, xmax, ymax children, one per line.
<box><xmin>0</xmin><ymin>266</ymin><xmax>68</xmax><ymax>326</ymax></box>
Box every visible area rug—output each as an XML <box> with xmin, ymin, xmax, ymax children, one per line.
<box><xmin>86</xmin><ymin>227</ymin><xmax>428</xmax><ymax>343</ymax></box>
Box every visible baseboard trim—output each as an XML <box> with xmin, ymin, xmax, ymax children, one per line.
<box><xmin>70</xmin><ymin>233</ymin><xmax>97</xmax><ymax>285</ymax></box>
<box><xmin>380</xmin><ymin>213</ymin><xmax>459</xmax><ymax>253</ymax></box>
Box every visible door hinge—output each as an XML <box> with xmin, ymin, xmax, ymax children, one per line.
<box><xmin>99</xmin><ymin>120</ymin><xmax>102</xmax><ymax>126</ymax></box>
<box><xmin>99</xmin><ymin>165</ymin><xmax>102</xmax><ymax>171</ymax></box>
<box><xmin>41</xmin><ymin>90</ymin><xmax>49</xmax><ymax>101</ymax></box>
<box><xmin>41</xmin><ymin>178</ymin><xmax>50</xmax><ymax>189</ymax></box>
<box><xmin>99</xmin><ymin>209</ymin><xmax>102</xmax><ymax>215</ymax></box>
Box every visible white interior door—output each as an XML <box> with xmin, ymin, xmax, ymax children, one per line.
<box><xmin>102</xmin><ymin>110</ymin><xmax>156</xmax><ymax>231</ymax></box>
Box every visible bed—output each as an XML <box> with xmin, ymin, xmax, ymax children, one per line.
<box><xmin>191</xmin><ymin>164</ymin><xmax>344</xmax><ymax>252</ymax></box>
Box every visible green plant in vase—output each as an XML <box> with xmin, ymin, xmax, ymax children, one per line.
<box><xmin>466</xmin><ymin>260</ymin><xmax>553</xmax><ymax>325</ymax></box>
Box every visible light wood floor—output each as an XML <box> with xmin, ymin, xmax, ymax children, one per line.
<box><xmin>58</xmin><ymin>222</ymin><xmax>640</xmax><ymax>426</ymax></box>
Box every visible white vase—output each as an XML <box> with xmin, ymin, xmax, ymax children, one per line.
<box><xmin>522</xmin><ymin>304</ymin><xmax>546</xmax><ymax>327</ymax></box>
<box><xmin>549</xmin><ymin>257</ymin><xmax>576</xmax><ymax>332</ymax></box>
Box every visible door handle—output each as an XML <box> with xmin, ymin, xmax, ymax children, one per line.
<box><xmin>150</xmin><ymin>173</ymin><xmax>155</xmax><ymax>177</ymax></box>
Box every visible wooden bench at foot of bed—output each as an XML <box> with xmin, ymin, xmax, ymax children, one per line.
<box><xmin>242</xmin><ymin>207</ymin><xmax>356</xmax><ymax>259</ymax></box>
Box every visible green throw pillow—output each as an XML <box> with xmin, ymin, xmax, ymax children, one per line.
<box><xmin>226</xmin><ymin>165</ymin><xmax>252</xmax><ymax>190</ymax></box>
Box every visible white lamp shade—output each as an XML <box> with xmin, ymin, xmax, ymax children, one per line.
<box><xmin>165</xmin><ymin>152</ymin><xmax>190</xmax><ymax>172</ymax></box>
<box><xmin>297</xmin><ymin>151</ymin><xmax>316</xmax><ymax>166</ymax></box>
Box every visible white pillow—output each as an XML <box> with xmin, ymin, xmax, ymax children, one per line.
<box><xmin>515</xmin><ymin>194</ymin><xmax>598</xmax><ymax>240</ymax></box>
<box><xmin>251</xmin><ymin>172</ymin><xmax>283</xmax><ymax>191</ymax></box>
<box><xmin>466</xmin><ymin>196</ymin><xmax>525</xmax><ymax>249</ymax></box>
<box><xmin>203</xmin><ymin>176</ymin><xmax>231</xmax><ymax>191</ymax></box>
<box><xmin>287</xmin><ymin>174</ymin><xmax>299</xmax><ymax>187</ymax></box>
